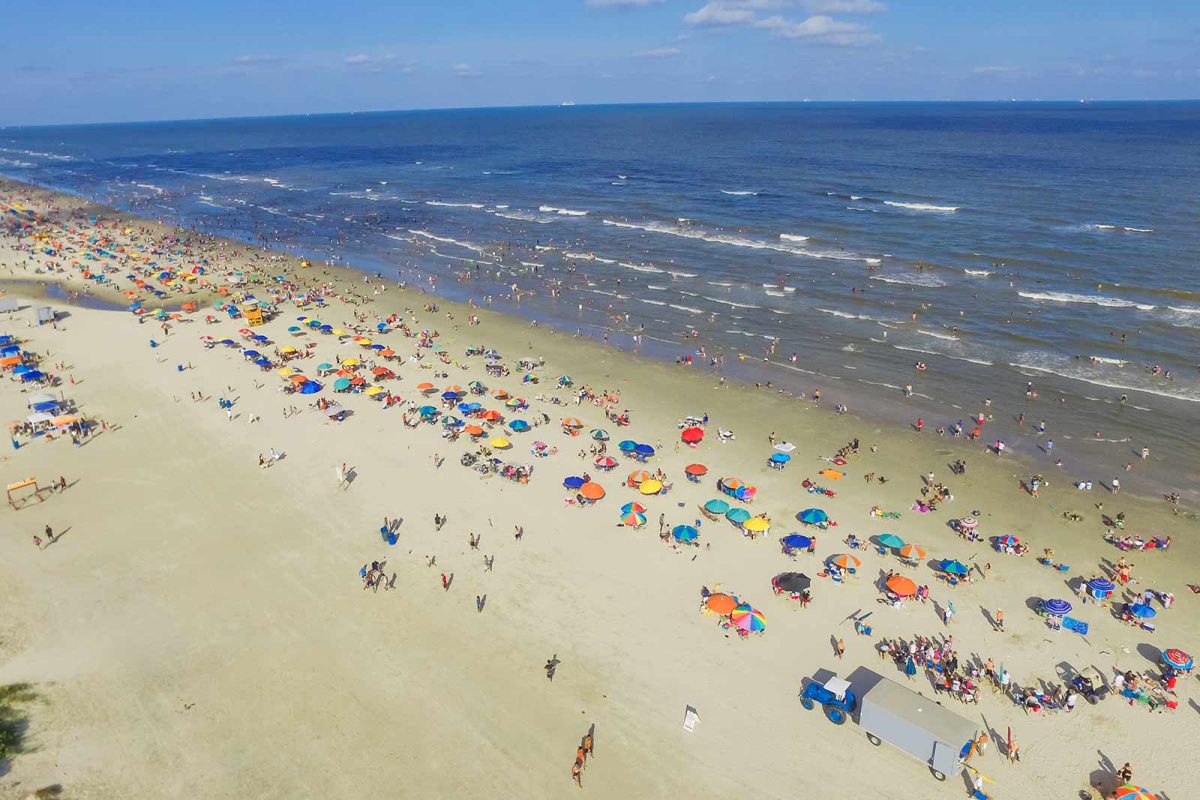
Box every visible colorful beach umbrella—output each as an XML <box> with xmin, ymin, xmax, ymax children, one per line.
<box><xmin>418</xmin><ymin>405</ymin><xmax>438</xmax><ymax>416</ymax></box>
<box><xmin>620</xmin><ymin>511</ymin><xmax>647</xmax><ymax>528</ymax></box>
<box><xmin>798</xmin><ymin>508</ymin><xmax>828</xmax><ymax>525</ymax></box>
<box><xmin>628</xmin><ymin>469</ymin><xmax>653</xmax><ymax>486</ymax></box>
<box><xmin>1114</xmin><ymin>787</ymin><xmax>1159</xmax><ymax>800</ymax></box>
<box><xmin>620</xmin><ymin>502</ymin><xmax>647</xmax><ymax>514</ymax></box>
<box><xmin>959</xmin><ymin>516</ymin><xmax>979</xmax><ymax>530</ymax></box>
<box><xmin>594</xmin><ymin>456</ymin><xmax>618</xmax><ymax>468</ymax></box>
<box><xmin>333</xmin><ymin>377</ymin><xmax>351</xmax><ymax>391</ymax></box>
<box><xmin>877</xmin><ymin>533</ymin><xmax>906</xmax><ymax>549</ymax></box>
<box><xmin>639</xmin><ymin>479</ymin><xmax>664</xmax><ymax>495</ymax></box>
<box><xmin>561</xmin><ymin>417</ymin><xmax>583</xmax><ymax>429</ymax></box>
<box><xmin>899</xmin><ymin>543</ymin><xmax>926</xmax><ymax>560</ymax></box>
<box><xmin>508</xmin><ymin>419</ymin><xmax>531</xmax><ymax>432</ymax></box>
<box><xmin>730</xmin><ymin>605</ymin><xmax>766</xmax><ymax>632</ymax></box>
<box><xmin>672</xmin><ymin>525</ymin><xmax>699</xmax><ymax>543</ymax></box>
<box><xmin>618</xmin><ymin>440</ymin><xmax>638</xmax><ymax>452</ymax></box>
<box><xmin>939</xmin><ymin>559</ymin><xmax>970</xmax><ymax>575</ymax></box>
<box><xmin>886</xmin><ymin>575</ymin><xmax>918</xmax><ymax>597</ymax></box>
<box><xmin>1162</xmin><ymin>648</ymin><xmax>1193</xmax><ymax>671</ymax></box>
<box><xmin>704</xmin><ymin>499</ymin><xmax>730</xmax><ymax>514</ymax></box>
<box><xmin>996</xmin><ymin>534</ymin><xmax>1020</xmax><ymax>547</ymax></box>
<box><xmin>828</xmin><ymin>554</ymin><xmax>862</xmax><ymax>570</ymax></box>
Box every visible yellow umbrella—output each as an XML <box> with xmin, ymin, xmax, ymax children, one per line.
<box><xmin>279</xmin><ymin>345</ymin><xmax>297</xmax><ymax>354</ymax></box>
<box><xmin>639</xmin><ymin>479</ymin><xmax>663</xmax><ymax>495</ymax></box>
<box><xmin>341</xmin><ymin>357</ymin><xmax>359</xmax><ymax>367</ymax></box>
<box><xmin>332</xmin><ymin>329</ymin><xmax>347</xmax><ymax>336</ymax></box>
<box><xmin>278</xmin><ymin>367</ymin><xmax>295</xmax><ymax>378</ymax></box>
<box><xmin>490</xmin><ymin>437</ymin><xmax>511</xmax><ymax>449</ymax></box>
<box><xmin>743</xmin><ymin>517</ymin><xmax>770</xmax><ymax>533</ymax></box>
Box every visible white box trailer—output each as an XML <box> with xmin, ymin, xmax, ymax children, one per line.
<box><xmin>858</xmin><ymin>676</ymin><xmax>978</xmax><ymax>781</ymax></box>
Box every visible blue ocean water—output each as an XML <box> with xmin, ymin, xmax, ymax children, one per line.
<box><xmin>3</xmin><ymin>103</ymin><xmax>1199</xmax><ymax>492</ymax></box>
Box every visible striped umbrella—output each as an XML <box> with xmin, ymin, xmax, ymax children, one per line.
<box><xmin>798</xmin><ymin>508</ymin><xmax>829</xmax><ymax>525</ymax></box>
<box><xmin>1087</xmin><ymin>577</ymin><xmax>1115</xmax><ymax>595</ymax></box>
<box><xmin>828</xmin><ymin>554</ymin><xmax>862</xmax><ymax>570</ymax></box>
<box><xmin>1114</xmin><ymin>787</ymin><xmax>1159</xmax><ymax>800</ymax></box>
<box><xmin>899</xmin><ymin>543</ymin><xmax>926</xmax><ymax>560</ymax></box>
<box><xmin>620</xmin><ymin>502</ymin><xmax>647</xmax><ymax>514</ymax></box>
<box><xmin>672</xmin><ymin>525</ymin><xmax>699</xmax><ymax>543</ymax></box>
<box><xmin>959</xmin><ymin>516</ymin><xmax>979</xmax><ymax>530</ymax></box>
<box><xmin>1042</xmin><ymin>598</ymin><xmax>1072</xmax><ymax>616</ymax></box>
<box><xmin>620</xmin><ymin>511</ymin><xmax>647</xmax><ymax>528</ymax></box>
<box><xmin>996</xmin><ymin>534</ymin><xmax>1020</xmax><ymax>547</ymax></box>
<box><xmin>730</xmin><ymin>605</ymin><xmax>766</xmax><ymax>632</ymax></box>
<box><xmin>1162</xmin><ymin>649</ymin><xmax>1193</xmax><ymax>671</ymax></box>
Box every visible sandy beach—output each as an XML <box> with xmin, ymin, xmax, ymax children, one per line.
<box><xmin>1</xmin><ymin>179</ymin><xmax>1198</xmax><ymax>799</ymax></box>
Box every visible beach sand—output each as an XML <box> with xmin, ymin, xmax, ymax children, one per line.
<box><xmin>1</xmin><ymin>180</ymin><xmax>1198</xmax><ymax>799</ymax></box>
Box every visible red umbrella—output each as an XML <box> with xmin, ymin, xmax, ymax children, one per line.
<box><xmin>681</xmin><ymin>426</ymin><xmax>704</xmax><ymax>444</ymax></box>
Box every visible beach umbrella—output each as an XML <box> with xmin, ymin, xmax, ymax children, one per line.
<box><xmin>324</xmin><ymin>404</ymin><xmax>346</xmax><ymax>417</ymax></box>
<box><xmin>468</xmin><ymin>380</ymin><xmax>485</xmax><ymax>391</ymax></box>
<box><xmin>490</xmin><ymin>437</ymin><xmax>511</xmax><ymax>449</ymax></box>
<box><xmin>320</xmin><ymin>324</ymin><xmax>333</xmax><ymax>333</ymax></box>
<box><xmin>704</xmin><ymin>499</ymin><xmax>730</xmax><ymax>514</ymax></box>
<box><xmin>366</xmin><ymin>386</ymin><xmax>386</xmax><ymax>397</ymax></box>
<box><xmin>371</xmin><ymin>366</ymin><xmax>392</xmax><ymax>377</ymax></box>
<box><xmin>798</xmin><ymin>508</ymin><xmax>828</xmax><ymax>525</ymax></box>
<box><xmin>579</xmin><ymin>482</ymin><xmax>606</xmax><ymax>501</ymax></box>
<box><xmin>493</xmin><ymin>389</ymin><xmax>510</xmax><ymax>399</ymax></box>
<box><xmin>639</xmin><ymin>479</ymin><xmax>663</xmax><ymax>495</ymax></box>
<box><xmin>219</xmin><ymin>339</ymin><xmax>235</xmax><ymax>346</ymax></box>
<box><xmin>886</xmin><ymin>575</ymin><xmax>918</xmax><ymax>597</ymax></box>
<box><xmin>685</xmin><ymin>463</ymin><xmax>708</xmax><ymax>477</ymax></box>
<box><xmin>828</xmin><ymin>554</ymin><xmax>862</xmax><ymax>570</ymax></box>
<box><xmin>254</xmin><ymin>357</ymin><xmax>271</xmax><ymax>368</ymax></box>
<box><xmin>774</xmin><ymin>573</ymin><xmax>811</xmax><ymax>593</ymax></box>
<box><xmin>299</xmin><ymin>381</ymin><xmax>322</xmax><ymax>395</ymax></box>
<box><xmin>418</xmin><ymin>405</ymin><xmax>438</xmax><ymax>417</ymax></box>
<box><xmin>899</xmin><ymin>544</ymin><xmax>927</xmax><ymax>560</ymax></box>
<box><xmin>563</xmin><ymin>476</ymin><xmax>586</xmax><ymax>489</ymax></box>
<box><xmin>591</xmin><ymin>429</ymin><xmax>609</xmax><ymax>441</ymax></box>
<box><xmin>1130</xmin><ymin>603</ymin><xmax>1156</xmax><ymax>619</ymax></box>
<box><xmin>508</xmin><ymin>419</ymin><xmax>531</xmax><ymax>433</ymax></box>
<box><xmin>442</xmin><ymin>415</ymin><xmax>464</xmax><ymax>428</ymax></box>
<box><xmin>19</xmin><ymin>370</ymin><xmax>43</xmax><ymax>382</ymax></box>
<box><xmin>996</xmin><ymin>534</ymin><xmax>1019</xmax><ymax>547</ymax></box>
<box><xmin>1114</xmin><ymin>787</ymin><xmax>1159</xmax><ymax>800</ymax></box>
<box><xmin>441</xmin><ymin>391</ymin><xmax>459</xmax><ymax>401</ymax></box>
<box><xmin>939</xmin><ymin>559</ymin><xmax>970</xmax><ymax>575</ymax></box>
<box><xmin>464</xmin><ymin>425</ymin><xmax>485</xmax><ymax>437</ymax></box>
<box><xmin>595</xmin><ymin>456</ymin><xmax>618</xmax><ymax>468</ymax></box>
<box><xmin>1162</xmin><ymin>649</ymin><xmax>1193</xmax><ymax>671</ymax></box>
<box><xmin>1087</xmin><ymin>577</ymin><xmax>1115</xmax><ymax>595</ymax></box>
<box><xmin>620</xmin><ymin>511</ymin><xmax>647</xmax><ymax>528</ymax></box>
<box><xmin>634</xmin><ymin>443</ymin><xmax>656</xmax><ymax>457</ymax></box>
<box><xmin>12</xmin><ymin>365</ymin><xmax>32</xmax><ymax>376</ymax></box>
<box><xmin>877</xmin><ymin>533</ymin><xmax>906</xmax><ymax>549</ymax></box>
<box><xmin>505</xmin><ymin>397</ymin><xmax>524</xmax><ymax>408</ymax></box>
<box><xmin>1042</xmin><ymin>598</ymin><xmax>1073</xmax><ymax>616</ymax></box>
<box><xmin>444</xmin><ymin>385</ymin><xmax>464</xmax><ymax>396</ymax></box>
<box><xmin>681</xmin><ymin>426</ymin><xmax>704</xmax><ymax>444</ymax></box>
<box><xmin>730</xmin><ymin>605</ymin><xmax>766</xmax><ymax>632</ymax></box>
<box><xmin>317</xmin><ymin>362</ymin><xmax>333</xmax><ymax>372</ymax></box>
<box><xmin>243</xmin><ymin>349</ymin><xmax>260</xmax><ymax>358</ymax></box>
<box><xmin>279</xmin><ymin>345</ymin><xmax>297</xmax><ymax>355</ymax></box>
<box><xmin>618</xmin><ymin>440</ymin><xmax>638</xmax><ymax>452</ymax></box>
<box><xmin>769</xmin><ymin>452</ymin><xmax>791</xmax><ymax>464</ymax></box>
<box><xmin>561</xmin><ymin>417</ymin><xmax>583</xmax><ymax>429</ymax></box>
<box><xmin>726</xmin><ymin>508</ymin><xmax>752</xmax><ymax>524</ymax></box>
<box><xmin>628</xmin><ymin>469</ymin><xmax>653</xmax><ymax>486</ymax></box>
<box><xmin>287</xmin><ymin>326</ymin><xmax>302</xmax><ymax>333</ymax></box>
<box><xmin>332</xmin><ymin>328</ymin><xmax>346</xmax><ymax>336</ymax></box>
<box><xmin>379</xmin><ymin>348</ymin><xmax>395</xmax><ymax>357</ymax></box>
<box><xmin>672</xmin><ymin>525</ymin><xmax>699</xmax><ymax>543</ymax></box>
<box><xmin>705</xmin><ymin>593</ymin><xmax>739</xmax><ymax>615</ymax></box>
<box><xmin>278</xmin><ymin>367</ymin><xmax>296</xmax><ymax>378</ymax></box>
<box><xmin>290</xmin><ymin>374</ymin><xmax>309</xmax><ymax>384</ymax></box>
<box><xmin>341</xmin><ymin>357</ymin><xmax>359</xmax><ymax>367</ymax></box>
<box><xmin>333</xmin><ymin>378</ymin><xmax>351</xmax><ymax>391</ymax></box>
<box><xmin>959</xmin><ymin>516</ymin><xmax>979</xmax><ymax>530</ymax></box>
<box><xmin>482</xmin><ymin>409</ymin><xmax>502</xmax><ymax>421</ymax></box>
<box><xmin>621</xmin><ymin>502</ymin><xmax>648</xmax><ymax>514</ymax></box>
<box><xmin>743</xmin><ymin>517</ymin><xmax>770</xmax><ymax>533</ymax></box>
<box><xmin>721</xmin><ymin>477</ymin><xmax>745</xmax><ymax>491</ymax></box>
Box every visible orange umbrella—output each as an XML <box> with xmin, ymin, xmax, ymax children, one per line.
<box><xmin>416</xmin><ymin>382</ymin><xmax>435</xmax><ymax>392</ymax></box>
<box><xmin>464</xmin><ymin>425</ymin><xmax>485</xmax><ymax>436</ymax></box>
<box><xmin>561</xmin><ymin>417</ymin><xmax>583</xmax><ymax>428</ymax></box>
<box><xmin>444</xmin><ymin>385</ymin><xmax>464</xmax><ymax>394</ymax></box>
<box><xmin>829</xmin><ymin>554</ymin><xmax>862</xmax><ymax>570</ymax></box>
<box><xmin>379</xmin><ymin>348</ymin><xmax>395</xmax><ymax>357</ymax></box>
<box><xmin>482</xmin><ymin>409</ymin><xmax>503</xmax><ymax>421</ymax></box>
<box><xmin>290</xmin><ymin>374</ymin><xmax>309</xmax><ymax>384</ymax></box>
<box><xmin>627</xmin><ymin>470</ymin><xmax>652</xmax><ymax>486</ymax></box>
<box><xmin>705</xmin><ymin>593</ymin><xmax>738</xmax><ymax>615</ymax></box>
<box><xmin>721</xmin><ymin>477</ymin><xmax>744</xmax><ymax>490</ymax></box>
<box><xmin>579</xmin><ymin>482</ymin><xmax>606</xmax><ymax>500</ymax></box>
<box><xmin>0</xmin><ymin>356</ymin><xmax>20</xmax><ymax>368</ymax></box>
<box><xmin>684</xmin><ymin>463</ymin><xmax>708</xmax><ymax>476</ymax></box>
<box><xmin>899</xmin><ymin>544</ymin><xmax>927</xmax><ymax>560</ymax></box>
<box><xmin>885</xmin><ymin>575</ymin><xmax>917</xmax><ymax>597</ymax></box>
<box><xmin>493</xmin><ymin>389</ymin><xmax>510</xmax><ymax>399</ymax></box>
<box><xmin>371</xmin><ymin>367</ymin><xmax>392</xmax><ymax>376</ymax></box>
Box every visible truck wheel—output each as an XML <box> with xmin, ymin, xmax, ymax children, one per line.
<box><xmin>800</xmin><ymin>697</ymin><xmax>815</xmax><ymax>711</ymax></box>
<box><xmin>823</xmin><ymin>705</ymin><xmax>847</xmax><ymax>725</ymax></box>
<box><xmin>930</xmin><ymin>769</ymin><xmax>946</xmax><ymax>782</ymax></box>
<box><xmin>866</xmin><ymin>733</ymin><xmax>881</xmax><ymax>746</ymax></box>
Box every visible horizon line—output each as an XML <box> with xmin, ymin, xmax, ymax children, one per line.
<box><xmin>4</xmin><ymin>97</ymin><xmax>1199</xmax><ymax>131</ymax></box>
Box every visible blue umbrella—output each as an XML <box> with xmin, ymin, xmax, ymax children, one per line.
<box><xmin>798</xmin><ymin>508</ymin><xmax>828</xmax><ymax>525</ymax></box>
<box><xmin>704</xmin><ymin>499</ymin><xmax>730</xmax><ymax>514</ymax></box>
<box><xmin>563</xmin><ymin>476</ymin><xmax>586</xmax><ymax>489</ymax></box>
<box><xmin>370</xmin><ymin>344</ymin><xmax>385</xmax><ymax>351</ymax></box>
<box><xmin>634</xmin><ymin>443</ymin><xmax>655</xmax><ymax>456</ymax></box>
<box><xmin>298</xmin><ymin>381</ymin><xmax>322</xmax><ymax>394</ymax></box>
<box><xmin>296</xmin><ymin>315</ymin><xmax>308</xmax><ymax>321</ymax></box>
<box><xmin>1130</xmin><ymin>603</ymin><xmax>1156</xmax><ymax>619</ymax></box>
<box><xmin>509</xmin><ymin>419</ymin><xmax>531</xmax><ymax>432</ymax></box>
<box><xmin>253</xmin><ymin>335</ymin><xmax>269</xmax><ymax>343</ymax></box>
<box><xmin>287</xmin><ymin>326</ymin><xmax>302</xmax><ymax>333</ymax></box>
<box><xmin>441</xmin><ymin>391</ymin><xmax>459</xmax><ymax>400</ymax></box>
<box><xmin>618</xmin><ymin>440</ymin><xmax>638</xmax><ymax>452</ymax></box>
<box><xmin>12</xmin><ymin>364</ymin><xmax>31</xmax><ymax>375</ymax></box>
<box><xmin>726</xmin><ymin>508</ymin><xmax>752</xmax><ymax>524</ymax></box>
<box><xmin>672</xmin><ymin>525</ymin><xmax>699</xmax><ymax>543</ymax></box>
<box><xmin>782</xmin><ymin>534</ymin><xmax>812</xmax><ymax>549</ymax></box>
<box><xmin>243</xmin><ymin>349</ymin><xmax>260</xmax><ymax>358</ymax></box>
<box><xmin>939</xmin><ymin>559</ymin><xmax>970</xmax><ymax>575</ymax></box>
<box><xmin>219</xmin><ymin>339</ymin><xmax>235</xmax><ymax>345</ymax></box>
<box><xmin>442</xmin><ymin>416</ymin><xmax>464</xmax><ymax>428</ymax></box>
<box><xmin>377</xmin><ymin>322</ymin><xmax>388</xmax><ymax>331</ymax></box>
<box><xmin>254</xmin><ymin>357</ymin><xmax>271</xmax><ymax>367</ymax></box>
<box><xmin>418</xmin><ymin>405</ymin><xmax>438</xmax><ymax>417</ymax></box>
<box><xmin>307</xmin><ymin>320</ymin><xmax>322</xmax><ymax>328</ymax></box>
<box><xmin>1042</xmin><ymin>598</ymin><xmax>1072</xmax><ymax>616</ymax></box>
<box><xmin>769</xmin><ymin>452</ymin><xmax>791</xmax><ymax>463</ymax></box>
<box><xmin>1087</xmin><ymin>577</ymin><xmax>1115</xmax><ymax>594</ymax></box>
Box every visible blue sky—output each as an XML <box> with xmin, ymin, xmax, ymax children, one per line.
<box><xmin>4</xmin><ymin>0</ymin><xmax>1198</xmax><ymax>125</ymax></box>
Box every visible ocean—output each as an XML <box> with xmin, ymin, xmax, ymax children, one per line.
<box><xmin>3</xmin><ymin>102</ymin><xmax>1199</xmax><ymax>496</ymax></box>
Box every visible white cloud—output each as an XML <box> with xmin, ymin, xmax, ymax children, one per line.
<box><xmin>685</xmin><ymin>2</ymin><xmax>756</xmax><ymax>25</ymax></box>
<box><xmin>454</xmin><ymin>62</ymin><xmax>481</xmax><ymax>78</ymax></box>
<box><xmin>972</xmin><ymin>65</ymin><xmax>1016</xmax><ymax>75</ymax></box>
<box><xmin>345</xmin><ymin>54</ymin><xmax>371</xmax><ymax>65</ymax></box>
<box><xmin>756</xmin><ymin>14</ymin><xmax>879</xmax><ymax>45</ymax></box>
<box><xmin>586</xmin><ymin>0</ymin><xmax>663</xmax><ymax>6</ymax></box>
<box><xmin>641</xmin><ymin>46</ymin><xmax>683</xmax><ymax>58</ymax></box>
<box><xmin>804</xmin><ymin>0</ymin><xmax>885</xmax><ymax>13</ymax></box>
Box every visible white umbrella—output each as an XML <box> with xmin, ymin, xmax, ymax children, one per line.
<box><xmin>324</xmin><ymin>405</ymin><xmax>346</xmax><ymax>417</ymax></box>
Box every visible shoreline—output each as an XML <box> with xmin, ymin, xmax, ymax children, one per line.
<box><xmin>2</xmin><ymin>177</ymin><xmax>1198</xmax><ymax>798</ymax></box>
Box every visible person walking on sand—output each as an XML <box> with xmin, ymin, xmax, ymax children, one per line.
<box><xmin>545</xmin><ymin>654</ymin><xmax>561</xmax><ymax>681</ymax></box>
<box><xmin>571</xmin><ymin>760</ymin><xmax>583</xmax><ymax>788</ymax></box>
<box><xmin>514</xmin><ymin>525</ymin><xmax>524</xmax><ymax>541</ymax></box>
<box><xmin>33</xmin><ymin>534</ymin><xmax>43</xmax><ymax>550</ymax></box>
<box><xmin>994</xmin><ymin>608</ymin><xmax>1004</xmax><ymax>632</ymax></box>
<box><xmin>44</xmin><ymin>525</ymin><xmax>54</xmax><ymax>544</ymax></box>
<box><xmin>836</xmin><ymin>637</ymin><xmax>845</xmax><ymax>659</ymax></box>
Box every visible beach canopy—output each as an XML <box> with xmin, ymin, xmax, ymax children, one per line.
<box><xmin>672</xmin><ymin>525</ymin><xmax>698</xmax><ymax>543</ymax></box>
<box><xmin>726</xmin><ymin>508</ymin><xmax>751</xmax><ymax>524</ymax></box>
<box><xmin>681</xmin><ymin>426</ymin><xmax>704</xmax><ymax>444</ymax></box>
<box><xmin>1162</xmin><ymin>648</ymin><xmax>1193</xmax><ymax>671</ymax></box>
<box><xmin>886</xmin><ymin>575</ymin><xmax>918</xmax><ymax>597</ymax></box>
<box><xmin>579</xmin><ymin>482</ymin><xmax>606</xmax><ymax>500</ymax></box>
<box><xmin>19</xmin><ymin>370</ymin><xmax>44</xmax><ymax>382</ymax></box>
<box><xmin>774</xmin><ymin>572</ymin><xmax>811</xmax><ymax>593</ymax></box>
<box><xmin>899</xmin><ymin>543</ymin><xmax>926</xmax><ymax>560</ymax></box>
<box><xmin>730</xmin><ymin>605</ymin><xmax>766</xmax><ymax>632</ymax></box>
<box><xmin>685</xmin><ymin>463</ymin><xmax>708</xmax><ymax>476</ymax></box>
<box><xmin>1041</xmin><ymin>598</ymin><xmax>1072</xmax><ymax>616</ymax></box>
<box><xmin>877</xmin><ymin>533</ymin><xmax>905</xmax><ymax>549</ymax></box>
<box><xmin>620</xmin><ymin>502</ymin><xmax>647</xmax><ymax>514</ymax></box>
<box><xmin>705</xmin><ymin>593</ymin><xmax>739</xmax><ymax>615</ymax></box>
<box><xmin>1129</xmin><ymin>603</ymin><xmax>1156</xmax><ymax>619</ymax></box>
<box><xmin>939</xmin><ymin>559</ymin><xmax>970</xmax><ymax>575</ymax></box>
<box><xmin>704</xmin><ymin>499</ymin><xmax>730</xmax><ymax>514</ymax></box>
<box><xmin>798</xmin><ymin>508</ymin><xmax>828</xmax><ymax>525</ymax></box>
<box><xmin>828</xmin><ymin>553</ymin><xmax>862</xmax><ymax>570</ymax></box>
<box><xmin>781</xmin><ymin>534</ymin><xmax>812</xmax><ymax>550</ymax></box>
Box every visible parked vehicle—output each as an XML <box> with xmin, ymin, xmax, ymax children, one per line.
<box><xmin>798</xmin><ymin>676</ymin><xmax>856</xmax><ymax>725</ymax></box>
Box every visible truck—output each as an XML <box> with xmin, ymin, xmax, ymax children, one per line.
<box><xmin>801</xmin><ymin>671</ymin><xmax>977</xmax><ymax>782</ymax></box>
<box><xmin>858</xmin><ymin>675</ymin><xmax>977</xmax><ymax>781</ymax></box>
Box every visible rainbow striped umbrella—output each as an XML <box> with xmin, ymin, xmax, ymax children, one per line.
<box><xmin>730</xmin><ymin>604</ymin><xmax>766</xmax><ymax>632</ymax></box>
<box><xmin>1115</xmin><ymin>787</ymin><xmax>1159</xmax><ymax>800</ymax></box>
<box><xmin>620</xmin><ymin>502</ymin><xmax>647</xmax><ymax>514</ymax></box>
<box><xmin>620</xmin><ymin>511</ymin><xmax>647</xmax><ymax>528</ymax></box>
